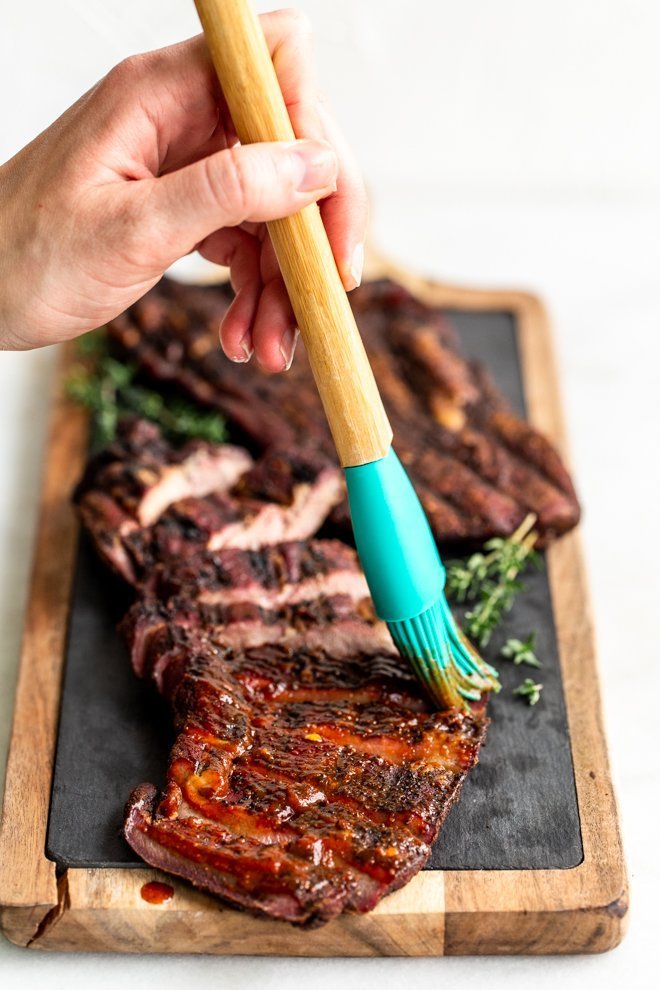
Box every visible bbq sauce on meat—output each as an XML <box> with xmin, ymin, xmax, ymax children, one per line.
<box><xmin>72</xmin><ymin>274</ymin><xmax>583</xmax><ymax>926</ymax></box>
<box><xmin>120</xmin><ymin>540</ymin><xmax>489</xmax><ymax>927</ymax></box>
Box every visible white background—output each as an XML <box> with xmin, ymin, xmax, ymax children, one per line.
<box><xmin>1</xmin><ymin>1</ymin><xmax>659</xmax><ymax>987</ymax></box>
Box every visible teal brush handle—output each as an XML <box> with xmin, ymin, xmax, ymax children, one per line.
<box><xmin>345</xmin><ymin>448</ymin><xmax>445</xmax><ymax>623</ymax></box>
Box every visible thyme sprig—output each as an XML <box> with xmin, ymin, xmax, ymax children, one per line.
<box><xmin>513</xmin><ymin>678</ymin><xmax>544</xmax><ymax>706</ymax></box>
<box><xmin>65</xmin><ymin>329</ymin><xmax>226</xmax><ymax>445</ymax></box>
<box><xmin>446</xmin><ymin>513</ymin><xmax>540</xmax><ymax>647</ymax></box>
<box><xmin>501</xmin><ymin>633</ymin><xmax>541</xmax><ymax>669</ymax></box>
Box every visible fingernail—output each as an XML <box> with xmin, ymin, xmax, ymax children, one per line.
<box><xmin>230</xmin><ymin>335</ymin><xmax>253</xmax><ymax>363</ymax></box>
<box><xmin>292</xmin><ymin>140</ymin><xmax>337</xmax><ymax>193</ymax></box>
<box><xmin>348</xmin><ymin>242</ymin><xmax>364</xmax><ymax>289</ymax></box>
<box><xmin>279</xmin><ymin>327</ymin><xmax>299</xmax><ymax>371</ymax></box>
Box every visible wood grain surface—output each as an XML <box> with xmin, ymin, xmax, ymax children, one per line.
<box><xmin>0</xmin><ymin>258</ymin><xmax>628</xmax><ymax>955</ymax></box>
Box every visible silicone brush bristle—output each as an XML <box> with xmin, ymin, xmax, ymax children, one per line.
<box><xmin>345</xmin><ymin>447</ymin><xmax>501</xmax><ymax>710</ymax></box>
<box><xmin>388</xmin><ymin>594</ymin><xmax>500</xmax><ymax>710</ymax></box>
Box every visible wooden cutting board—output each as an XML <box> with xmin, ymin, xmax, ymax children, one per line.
<box><xmin>0</xmin><ymin>258</ymin><xmax>628</xmax><ymax>955</ymax></box>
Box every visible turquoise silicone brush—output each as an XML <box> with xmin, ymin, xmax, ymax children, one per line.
<box><xmin>195</xmin><ymin>0</ymin><xmax>500</xmax><ymax>708</ymax></box>
<box><xmin>346</xmin><ymin>448</ymin><xmax>499</xmax><ymax>707</ymax></box>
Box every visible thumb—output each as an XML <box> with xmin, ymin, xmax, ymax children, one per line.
<box><xmin>143</xmin><ymin>139</ymin><xmax>337</xmax><ymax>264</ymax></box>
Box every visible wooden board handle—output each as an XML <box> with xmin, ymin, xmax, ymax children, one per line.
<box><xmin>194</xmin><ymin>0</ymin><xmax>392</xmax><ymax>467</ymax></box>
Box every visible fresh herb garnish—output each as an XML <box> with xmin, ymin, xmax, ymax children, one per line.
<box><xmin>513</xmin><ymin>677</ymin><xmax>544</xmax><ymax>706</ymax></box>
<box><xmin>65</xmin><ymin>329</ymin><xmax>226</xmax><ymax>445</ymax></box>
<box><xmin>501</xmin><ymin>633</ymin><xmax>541</xmax><ymax>669</ymax></box>
<box><xmin>446</xmin><ymin>513</ymin><xmax>540</xmax><ymax>647</ymax></box>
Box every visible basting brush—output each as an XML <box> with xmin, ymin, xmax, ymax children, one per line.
<box><xmin>194</xmin><ymin>0</ymin><xmax>500</xmax><ymax>708</ymax></box>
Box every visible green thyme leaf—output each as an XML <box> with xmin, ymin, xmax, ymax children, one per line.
<box><xmin>513</xmin><ymin>677</ymin><xmax>544</xmax><ymax>706</ymax></box>
<box><xmin>446</xmin><ymin>514</ymin><xmax>540</xmax><ymax>647</ymax></box>
<box><xmin>65</xmin><ymin>329</ymin><xmax>226</xmax><ymax>445</ymax></box>
<box><xmin>501</xmin><ymin>633</ymin><xmax>541</xmax><ymax>668</ymax></box>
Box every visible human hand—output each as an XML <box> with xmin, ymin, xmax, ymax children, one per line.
<box><xmin>0</xmin><ymin>10</ymin><xmax>367</xmax><ymax>370</ymax></box>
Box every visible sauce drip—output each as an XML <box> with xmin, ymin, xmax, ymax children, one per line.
<box><xmin>140</xmin><ymin>880</ymin><xmax>174</xmax><ymax>905</ymax></box>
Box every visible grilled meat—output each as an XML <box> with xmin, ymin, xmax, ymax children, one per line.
<box><xmin>106</xmin><ymin>277</ymin><xmax>580</xmax><ymax>545</ymax></box>
<box><xmin>75</xmin><ymin>421</ymin><xmax>344</xmax><ymax>585</ymax></box>
<box><xmin>124</xmin><ymin>623</ymin><xmax>487</xmax><ymax>926</ymax></box>
<box><xmin>75</xmin><ymin>417</ymin><xmax>253</xmax><ymax>526</ymax></box>
<box><xmin>72</xmin><ymin>273</ymin><xmax>583</xmax><ymax>926</ymax></box>
<box><xmin>120</xmin><ymin>537</ymin><xmax>388</xmax><ymax>679</ymax></box>
<box><xmin>116</xmin><ymin>534</ymin><xmax>487</xmax><ymax>926</ymax></box>
<box><xmin>144</xmin><ymin>538</ymin><xmax>370</xmax><ymax>607</ymax></box>
<box><xmin>120</xmin><ymin>592</ymin><xmax>389</xmax><ymax>681</ymax></box>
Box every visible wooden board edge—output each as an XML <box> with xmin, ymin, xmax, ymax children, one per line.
<box><xmin>0</xmin><ymin>344</ymin><xmax>88</xmax><ymax>947</ymax></box>
<box><xmin>364</xmin><ymin>250</ymin><xmax>545</xmax><ymax>314</ymax></box>
<box><xmin>441</xmin><ymin>287</ymin><xmax>628</xmax><ymax>954</ymax></box>
<box><xmin>28</xmin><ymin>868</ymin><xmax>445</xmax><ymax>956</ymax></box>
<box><xmin>0</xmin><ymin>268</ymin><xmax>628</xmax><ymax>956</ymax></box>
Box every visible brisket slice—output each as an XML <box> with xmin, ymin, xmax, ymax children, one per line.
<box><xmin>106</xmin><ymin>276</ymin><xmax>580</xmax><ymax>546</ymax></box>
<box><xmin>124</xmin><ymin>635</ymin><xmax>487</xmax><ymax>927</ymax></box>
<box><xmin>123</xmin><ymin>538</ymin><xmax>374</xmax><ymax>686</ymax></box>
<box><xmin>119</xmin><ymin>537</ymin><xmax>488</xmax><ymax>926</ymax></box>
<box><xmin>144</xmin><ymin>538</ymin><xmax>369</xmax><ymax>606</ymax></box>
<box><xmin>75</xmin><ymin>417</ymin><xmax>253</xmax><ymax>526</ymax></box>
<box><xmin>75</xmin><ymin>418</ymin><xmax>252</xmax><ymax>583</ymax></box>
<box><xmin>120</xmin><ymin>538</ymin><xmax>385</xmax><ymax>683</ymax></box>
<box><xmin>75</xmin><ymin>420</ymin><xmax>344</xmax><ymax>585</ymax></box>
<box><xmin>120</xmin><ymin>592</ymin><xmax>389</xmax><ymax>686</ymax></box>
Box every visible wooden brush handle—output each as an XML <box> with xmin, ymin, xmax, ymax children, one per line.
<box><xmin>194</xmin><ymin>0</ymin><xmax>392</xmax><ymax>467</ymax></box>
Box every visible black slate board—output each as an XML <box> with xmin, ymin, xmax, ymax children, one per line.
<box><xmin>46</xmin><ymin>310</ymin><xmax>583</xmax><ymax>872</ymax></box>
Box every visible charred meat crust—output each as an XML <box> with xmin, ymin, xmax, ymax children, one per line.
<box><xmin>73</xmin><ymin>275</ymin><xmax>581</xmax><ymax>926</ymax></box>
<box><xmin>106</xmin><ymin>277</ymin><xmax>580</xmax><ymax>545</ymax></box>
<box><xmin>75</xmin><ymin>421</ymin><xmax>344</xmax><ymax>585</ymax></box>
<box><xmin>123</xmin><ymin>627</ymin><xmax>488</xmax><ymax>927</ymax></box>
<box><xmin>115</xmin><ymin>534</ymin><xmax>489</xmax><ymax>926</ymax></box>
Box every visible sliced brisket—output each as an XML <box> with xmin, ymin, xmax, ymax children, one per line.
<box><xmin>72</xmin><ymin>274</ymin><xmax>581</xmax><ymax>926</ymax></box>
<box><xmin>120</xmin><ymin>537</ymin><xmax>384</xmax><ymax>681</ymax></box>
<box><xmin>75</xmin><ymin>422</ymin><xmax>344</xmax><ymax>585</ymax></box>
<box><xmin>145</xmin><ymin>538</ymin><xmax>369</xmax><ymax>607</ymax></box>
<box><xmin>106</xmin><ymin>277</ymin><xmax>580</xmax><ymax>546</ymax></box>
<box><xmin>75</xmin><ymin>417</ymin><xmax>253</xmax><ymax>526</ymax></box>
<box><xmin>116</xmin><ymin>533</ymin><xmax>487</xmax><ymax>926</ymax></box>
<box><xmin>124</xmin><ymin>633</ymin><xmax>487</xmax><ymax>927</ymax></box>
